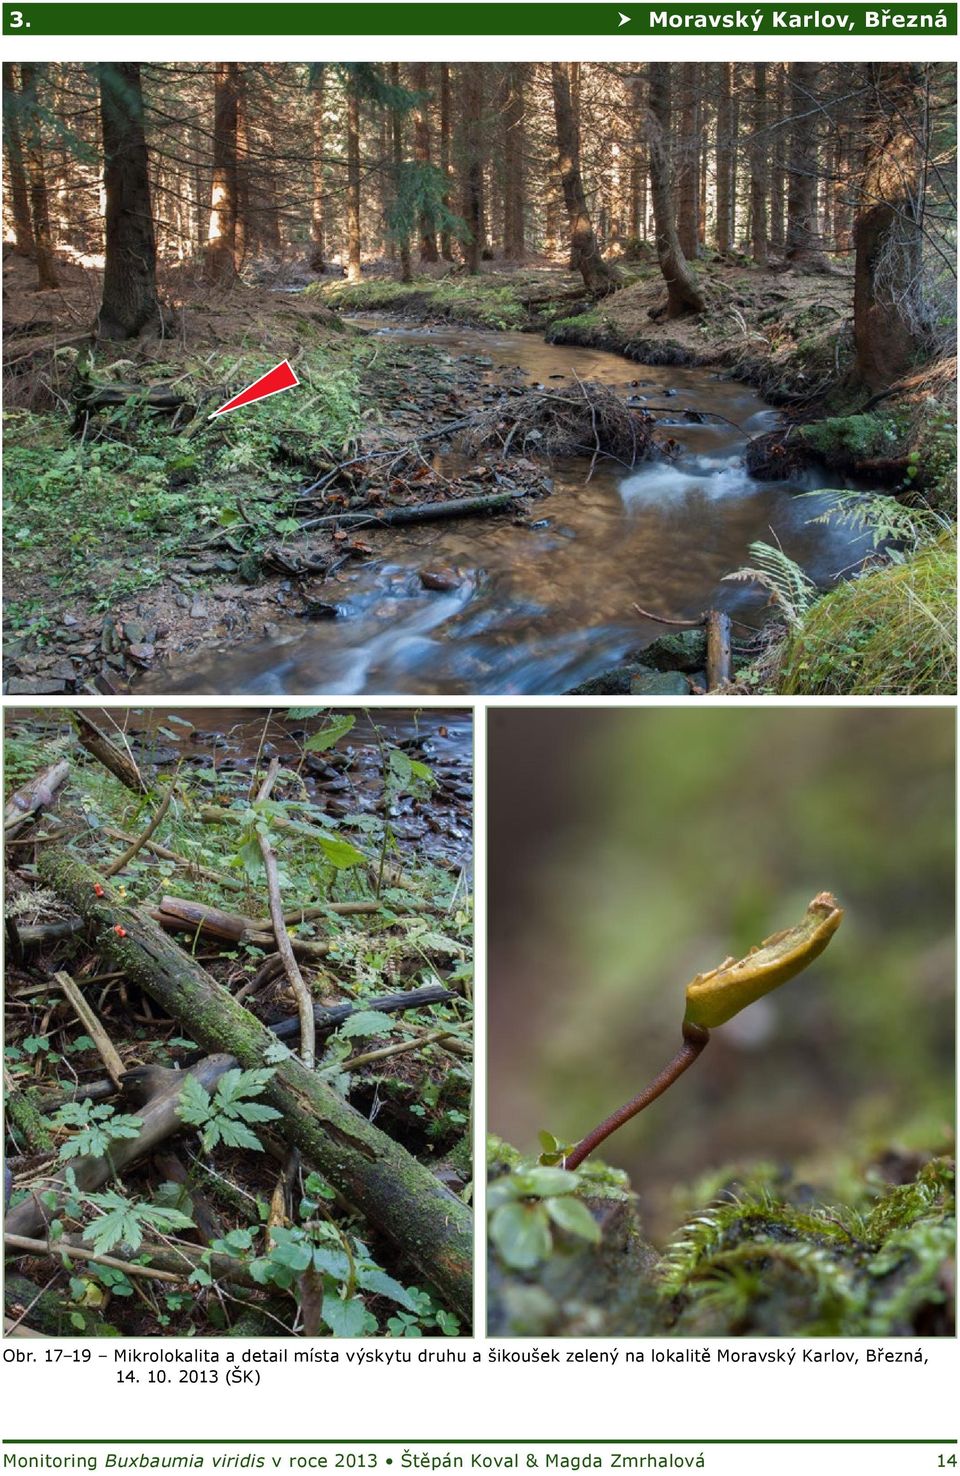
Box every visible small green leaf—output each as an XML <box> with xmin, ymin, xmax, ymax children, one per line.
<box><xmin>304</xmin><ymin>716</ymin><xmax>356</xmax><ymax>753</ymax></box>
<box><xmin>489</xmin><ymin>1202</ymin><xmax>552</xmax><ymax>1270</ymax></box>
<box><xmin>544</xmin><ymin>1195</ymin><xmax>601</xmax><ymax>1243</ymax></box>
<box><xmin>515</xmin><ymin>1167</ymin><xmax>582</xmax><ymax>1197</ymax></box>
<box><xmin>337</xmin><ymin>1011</ymin><xmax>391</xmax><ymax>1040</ymax></box>
<box><xmin>318</xmin><ymin>835</ymin><xmax>365</xmax><ymax>869</ymax></box>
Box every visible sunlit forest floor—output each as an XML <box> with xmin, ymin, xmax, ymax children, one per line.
<box><xmin>3</xmin><ymin>249</ymin><xmax>956</xmax><ymax>695</ymax></box>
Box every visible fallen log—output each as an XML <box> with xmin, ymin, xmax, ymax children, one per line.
<box><xmin>74</xmin><ymin>714</ymin><xmax>146</xmax><ymax>794</ymax></box>
<box><xmin>151</xmin><ymin>896</ymin><xmax>331</xmax><ymax>961</ymax></box>
<box><xmin>705</xmin><ymin>609</ymin><xmax>733</xmax><ymax>691</ymax></box>
<box><xmin>302</xmin><ymin>490</ymin><xmax>522</xmax><ymax>531</ymax></box>
<box><xmin>4</xmin><ymin>760</ymin><xmax>71</xmax><ymax>839</ymax></box>
<box><xmin>15</xmin><ymin>919</ymin><xmax>84</xmax><ymax>952</ymax></box>
<box><xmin>35</xmin><ymin>852</ymin><xmax>473</xmax><ymax>1320</ymax></box>
<box><xmin>5</xmin><ymin>1054</ymin><xmax>236</xmax><ymax>1240</ymax></box>
<box><xmin>269</xmin><ymin>983</ymin><xmax>455</xmax><ymax>1042</ymax></box>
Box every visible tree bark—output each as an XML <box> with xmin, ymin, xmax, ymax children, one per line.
<box><xmin>461</xmin><ymin>64</ymin><xmax>483</xmax><ymax>274</ymax></box>
<box><xmin>18</xmin><ymin>64</ymin><xmax>59</xmax><ymax>289</ymax></box>
<box><xmin>502</xmin><ymin>64</ymin><xmax>526</xmax><ymax>261</ymax></box>
<box><xmin>785</xmin><ymin>63</ymin><xmax>829</xmax><ymax>269</ymax></box>
<box><xmin>233</xmin><ymin>67</ymin><xmax>249</xmax><ymax>264</ymax></box>
<box><xmin>345</xmin><ymin>76</ymin><xmax>362</xmax><ymax>283</ymax></box>
<box><xmin>411</xmin><ymin>62</ymin><xmax>438</xmax><ymax>262</ymax></box>
<box><xmin>551</xmin><ymin>62</ymin><xmax>620</xmax><ymax>295</ymax></box>
<box><xmin>439</xmin><ymin>64</ymin><xmax>454</xmax><ymax>260</ymax></box>
<box><xmin>750</xmin><ymin>63</ymin><xmax>768</xmax><ymax>265</ymax></box>
<box><xmin>388</xmin><ymin>62</ymin><xmax>412</xmax><ymax>283</ymax></box>
<box><xmin>36</xmin><ymin>852</ymin><xmax>473</xmax><ymax>1322</ymax></box>
<box><xmin>853</xmin><ymin>63</ymin><xmax>927</xmax><ymax>391</ymax></box>
<box><xmin>715</xmin><ymin>64</ymin><xmax>735</xmax><ymax>256</ymax></box>
<box><xmin>308</xmin><ymin>66</ymin><xmax>326</xmax><ymax>273</ymax></box>
<box><xmin>205</xmin><ymin>62</ymin><xmax>239</xmax><ymax>282</ymax></box>
<box><xmin>2</xmin><ymin>64</ymin><xmax>36</xmax><ymax>258</ymax></box>
<box><xmin>97</xmin><ymin>63</ymin><xmax>160</xmax><ymax>340</ymax></box>
<box><xmin>646</xmin><ymin>63</ymin><xmax>705</xmax><ymax>317</ymax></box>
<box><xmin>676</xmin><ymin>64</ymin><xmax>699</xmax><ymax>259</ymax></box>
<box><xmin>769</xmin><ymin>64</ymin><xmax>787</xmax><ymax>252</ymax></box>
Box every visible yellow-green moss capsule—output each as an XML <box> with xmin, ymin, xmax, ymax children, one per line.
<box><xmin>683</xmin><ymin>892</ymin><xmax>844</xmax><ymax>1030</ymax></box>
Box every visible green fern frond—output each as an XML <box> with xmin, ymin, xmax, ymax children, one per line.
<box><xmin>804</xmin><ymin>491</ymin><xmax>946</xmax><ymax>549</ymax></box>
<box><xmin>723</xmin><ymin>541</ymin><xmax>818</xmax><ymax>627</ymax></box>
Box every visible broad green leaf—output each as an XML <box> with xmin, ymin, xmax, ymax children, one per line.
<box><xmin>355</xmin><ymin>1266</ymin><xmax>417</xmax><ymax>1310</ymax></box>
<box><xmin>318</xmin><ymin>835</ymin><xmax>365</xmax><ymax>869</ymax></box>
<box><xmin>322</xmin><ymin>1293</ymin><xmax>372</xmax><ymax>1337</ymax></box>
<box><xmin>489</xmin><ymin>1202</ymin><xmax>552</xmax><ymax>1270</ymax></box>
<box><xmin>337</xmin><ymin>1010</ymin><xmax>391</xmax><ymax>1040</ymax></box>
<box><xmin>304</xmin><ymin>715</ymin><xmax>355</xmax><ymax>753</ymax></box>
<box><xmin>310</xmin><ymin>1247</ymin><xmax>351</xmax><ymax>1280</ymax></box>
<box><xmin>270</xmin><ymin>1240</ymin><xmax>313</xmax><ymax>1273</ymax></box>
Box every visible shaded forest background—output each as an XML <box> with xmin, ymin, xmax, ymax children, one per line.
<box><xmin>488</xmin><ymin>707</ymin><xmax>954</xmax><ymax>1241</ymax></box>
<box><xmin>3</xmin><ymin>61</ymin><xmax>956</xmax><ymax>387</ymax></box>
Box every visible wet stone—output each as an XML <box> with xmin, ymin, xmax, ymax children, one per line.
<box><xmin>420</xmin><ymin>568</ymin><xmax>461</xmax><ymax>593</ymax></box>
<box><xmin>7</xmin><ymin>678</ymin><xmax>68</xmax><ymax>695</ymax></box>
<box><xmin>630</xmin><ymin>671</ymin><xmax>690</xmax><ymax>696</ymax></box>
<box><xmin>642</xmin><ymin>629</ymin><xmax>707</xmax><ymax>673</ymax></box>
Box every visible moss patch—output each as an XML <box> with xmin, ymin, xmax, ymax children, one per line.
<box><xmin>778</xmin><ymin>532</ymin><xmax>956</xmax><ymax>696</ymax></box>
<box><xmin>488</xmin><ymin>1141</ymin><xmax>955</xmax><ymax>1336</ymax></box>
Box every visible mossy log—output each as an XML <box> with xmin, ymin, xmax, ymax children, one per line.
<box><xmin>36</xmin><ymin>851</ymin><xmax>473</xmax><ymax>1321</ymax></box>
<box><xmin>5</xmin><ymin>1271</ymin><xmax>104</xmax><ymax>1337</ymax></box>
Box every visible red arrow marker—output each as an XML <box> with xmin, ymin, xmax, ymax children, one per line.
<box><xmin>209</xmin><ymin>359</ymin><xmax>299</xmax><ymax>419</ymax></box>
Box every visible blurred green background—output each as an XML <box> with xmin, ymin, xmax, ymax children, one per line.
<box><xmin>488</xmin><ymin>708</ymin><xmax>955</xmax><ymax>1238</ymax></box>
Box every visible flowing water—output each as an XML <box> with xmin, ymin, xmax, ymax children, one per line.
<box><xmin>147</xmin><ymin>322</ymin><xmax>872</xmax><ymax>695</ymax></box>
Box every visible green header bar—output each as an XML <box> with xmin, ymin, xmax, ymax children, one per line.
<box><xmin>3</xmin><ymin>2</ymin><xmax>956</xmax><ymax>36</ymax></box>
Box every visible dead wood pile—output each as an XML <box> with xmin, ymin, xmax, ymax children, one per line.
<box><xmin>456</xmin><ymin>379</ymin><xmax>657</xmax><ymax>471</ymax></box>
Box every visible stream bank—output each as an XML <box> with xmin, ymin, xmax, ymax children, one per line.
<box><xmin>4</xmin><ymin>260</ymin><xmax>954</xmax><ymax>696</ymax></box>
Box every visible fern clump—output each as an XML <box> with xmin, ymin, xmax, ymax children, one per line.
<box><xmin>724</xmin><ymin>541</ymin><xmax>818</xmax><ymax>628</ymax></box>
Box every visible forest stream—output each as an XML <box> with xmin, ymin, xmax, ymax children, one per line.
<box><xmin>139</xmin><ymin>321</ymin><xmax>872</xmax><ymax>696</ymax></box>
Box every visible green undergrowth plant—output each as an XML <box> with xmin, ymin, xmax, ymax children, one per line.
<box><xmin>488</xmin><ymin>1138</ymin><xmax>954</xmax><ymax>1336</ymax></box>
<box><xmin>52</xmin><ymin>1101</ymin><xmax>145</xmax><ymax>1162</ymax></box>
<box><xmin>207</xmin><ymin>1172</ymin><xmax>459</xmax><ymax>1337</ymax></box>
<box><xmin>487</xmin><ymin>1165</ymin><xmax>602</xmax><ymax>1270</ymax></box>
<box><xmin>3</xmin><ymin>339</ymin><xmax>365</xmax><ymax>620</ymax></box>
<box><xmin>176</xmin><ymin>1067</ymin><xmax>282</xmax><ymax>1152</ymax></box>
